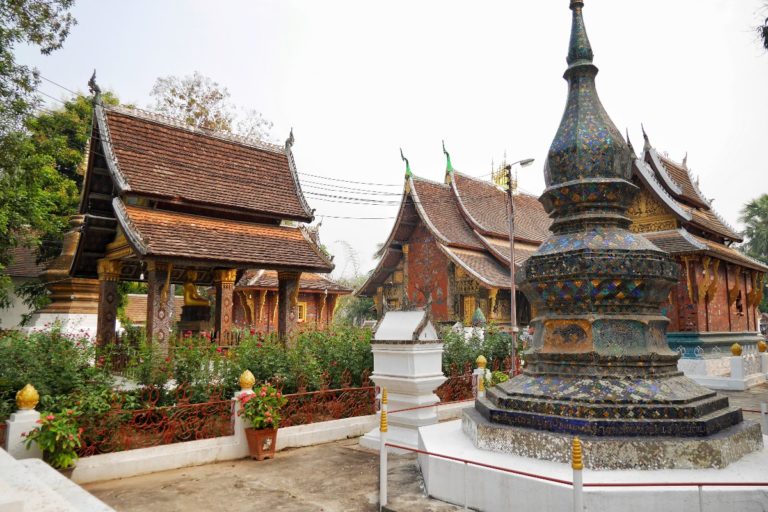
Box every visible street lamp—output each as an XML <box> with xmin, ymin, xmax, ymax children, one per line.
<box><xmin>505</xmin><ymin>157</ymin><xmax>534</xmax><ymax>375</ymax></box>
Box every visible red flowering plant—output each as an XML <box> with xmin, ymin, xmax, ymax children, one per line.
<box><xmin>237</xmin><ymin>384</ymin><xmax>287</xmax><ymax>430</ymax></box>
<box><xmin>24</xmin><ymin>408</ymin><xmax>83</xmax><ymax>469</ymax></box>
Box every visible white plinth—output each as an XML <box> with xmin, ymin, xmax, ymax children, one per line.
<box><xmin>678</xmin><ymin>356</ymin><xmax>766</xmax><ymax>391</ymax></box>
<box><xmin>418</xmin><ymin>420</ymin><xmax>768</xmax><ymax>512</ymax></box>
<box><xmin>360</xmin><ymin>341</ymin><xmax>446</xmax><ymax>452</ymax></box>
<box><xmin>5</xmin><ymin>409</ymin><xmax>41</xmax><ymax>460</ymax></box>
<box><xmin>22</xmin><ymin>313</ymin><xmax>98</xmax><ymax>340</ymax></box>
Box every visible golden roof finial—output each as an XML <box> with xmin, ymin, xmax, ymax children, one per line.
<box><xmin>16</xmin><ymin>384</ymin><xmax>40</xmax><ymax>410</ymax></box>
<box><xmin>758</xmin><ymin>340</ymin><xmax>767</xmax><ymax>353</ymax></box>
<box><xmin>381</xmin><ymin>387</ymin><xmax>388</xmax><ymax>405</ymax></box>
<box><xmin>239</xmin><ymin>370</ymin><xmax>256</xmax><ymax>391</ymax></box>
<box><xmin>731</xmin><ymin>343</ymin><xmax>743</xmax><ymax>357</ymax></box>
<box><xmin>571</xmin><ymin>437</ymin><xmax>584</xmax><ymax>470</ymax></box>
<box><xmin>476</xmin><ymin>355</ymin><xmax>487</xmax><ymax>369</ymax></box>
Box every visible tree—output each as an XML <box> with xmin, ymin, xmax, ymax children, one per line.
<box><xmin>149</xmin><ymin>72</ymin><xmax>273</xmax><ymax>140</ymax></box>
<box><xmin>739</xmin><ymin>194</ymin><xmax>768</xmax><ymax>311</ymax></box>
<box><xmin>740</xmin><ymin>195</ymin><xmax>768</xmax><ymax>264</ymax></box>
<box><xmin>333</xmin><ymin>274</ymin><xmax>375</xmax><ymax>327</ymax></box>
<box><xmin>1</xmin><ymin>92</ymin><xmax>119</xmax><ymax>311</ymax></box>
<box><xmin>0</xmin><ymin>0</ymin><xmax>76</xmax><ymax>133</ymax></box>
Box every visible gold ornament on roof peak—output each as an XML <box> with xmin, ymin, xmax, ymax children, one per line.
<box><xmin>16</xmin><ymin>384</ymin><xmax>40</xmax><ymax>410</ymax></box>
<box><xmin>476</xmin><ymin>355</ymin><xmax>487</xmax><ymax>369</ymax></box>
<box><xmin>239</xmin><ymin>370</ymin><xmax>256</xmax><ymax>391</ymax></box>
<box><xmin>730</xmin><ymin>343</ymin><xmax>743</xmax><ymax>357</ymax></box>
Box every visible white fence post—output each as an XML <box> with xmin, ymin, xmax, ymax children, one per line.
<box><xmin>5</xmin><ymin>384</ymin><xmax>42</xmax><ymax>460</ymax></box>
<box><xmin>379</xmin><ymin>387</ymin><xmax>388</xmax><ymax>511</ymax></box>
<box><xmin>233</xmin><ymin>370</ymin><xmax>256</xmax><ymax>456</ymax></box>
<box><xmin>572</xmin><ymin>437</ymin><xmax>584</xmax><ymax>512</ymax></box>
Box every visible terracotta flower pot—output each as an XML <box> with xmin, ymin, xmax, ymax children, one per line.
<box><xmin>244</xmin><ymin>427</ymin><xmax>277</xmax><ymax>461</ymax></box>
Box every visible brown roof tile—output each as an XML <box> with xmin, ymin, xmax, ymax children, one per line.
<box><xmin>101</xmin><ymin>106</ymin><xmax>312</xmax><ymax>221</ymax></box>
<box><xmin>451</xmin><ymin>172</ymin><xmax>550</xmax><ymax>242</ymax></box>
<box><xmin>441</xmin><ymin>247</ymin><xmax>510</xmax><ymax>288</ymax></box>
<box><xmin>410</xmin><ymin>177</ymin><xmax>484</xmax><ymax>250</ymax></box>
<box><xmin>117</xmin><ymin>200</ymin><xmax>333</xmax><ymax>272</ymax></box>
<box><xmin>644</xmin><ymin>229</ymin><xmax>767</xmax><ymax>272</ymax></box>
<box><xmin>237</xmin><ymin>269</ymin><xmax>351</xmax><ymax>293</ymax></box>
<box><xmin>6</xmin><ymin>246</ymin><xmax>46</xmax><ymax>278</ymax></box>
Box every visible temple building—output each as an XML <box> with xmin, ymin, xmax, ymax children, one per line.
<box><xmin>232</xmin><ymin>270</ymin><xmax>351</xmax><ymax>331</ymax></box>
<box><xmin>628</xmin><ymin>132</ymin><xmax>767</xmax><ymax>353</ymax></box>
<box><xmin>70</xmin><ymin>80</ymin><xmax>333</xmax><ymax>351</ymax></box>
<box><xmin>359</xmin><ymin>157</ymin><xmax>551</xmax><ymax>327</ymax></box>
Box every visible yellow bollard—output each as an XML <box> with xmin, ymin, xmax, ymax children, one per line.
<box><xmin>379</xmin><ymin>387</ymin><xmax>388</xmax><ymax>510</ymax></box>
<box><xmin>572</xmin><ymin>437</ymin><xmax>584</xmax><ymax>512</ymax></box>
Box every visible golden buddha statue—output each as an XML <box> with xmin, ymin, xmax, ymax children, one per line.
<box><xmin>183</xmin><ymin>271</ymin><xmax>210</xmax><ymax>306</ymax></box>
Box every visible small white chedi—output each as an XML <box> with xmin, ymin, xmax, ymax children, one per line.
<box><xmin>360</xmin><ymin>309</ymin><xmax>446</xmax><ymax>451</ymax></box>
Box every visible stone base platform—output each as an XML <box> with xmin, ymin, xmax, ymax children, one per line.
<box><xmin>419</xmin><ymin>418</ymin><xmax>768</xmax><ymax>512</ymax></box>
<box><xmin>463</xmin><ymin>407</ymin><xmax>763</xmax><ymax>470</ymax></box>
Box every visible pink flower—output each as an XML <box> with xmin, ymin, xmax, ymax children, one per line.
<box><xmin>36</xmin><ymin>419</ymin><xmax>43</xmax><ymax>424</ymax></box>
<box><xmin>249</xmin><ymin>329</ymin><xmax>256</xmax><ymax>335</ymax></box>
<box><xmin>216</xmin><ymin>347</ymin><xmax>223</xmax><ymax>353</ymax></box>
<box><xmin>46</xmin><ymin>414</ymin><xmax>55</xmax><ymax>421</ymax></box>
<box><xmin>69</xmin><ymin>434</ymin><xmax>74</xmax><ymax>440</ymax></box>
<box><xmin>260</xmin><ymin>391</ymin><xmax>267</xmax><ymax>397</ymax></box>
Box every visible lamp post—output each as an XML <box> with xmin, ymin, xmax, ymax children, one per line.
<box><xmin>505</xmin><ymin>158</ymin><xmax>534</xmax><ymax>375</ymax></box>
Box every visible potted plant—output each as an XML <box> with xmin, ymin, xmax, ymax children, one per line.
<box><xmin>24</xmin><ymin>409</ymin><xmax>83</xmax><ymax>475</ymax></box>
<box><xmin>237</xmin><ymin>383</ymin><xmax>287</xmax><ymax>460</ymax></box>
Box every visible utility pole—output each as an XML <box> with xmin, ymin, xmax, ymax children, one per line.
<box><xmin>504</xmin><ymin>158</ymin><xmax>534</xmax><ymax>375</ymax></box>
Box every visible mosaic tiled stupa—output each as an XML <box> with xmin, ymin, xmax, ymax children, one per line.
<box><xmin>464</xmin><ymin>0</ymin><xmax>763</xmax><ymax>470</ymax></box>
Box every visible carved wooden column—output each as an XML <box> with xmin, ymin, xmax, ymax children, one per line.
<box><xmin>146</xmin><ymin>261</ymin><xmax>174</xmax><ymax>353</ymax></box>
<box><xmin>277</xmin><ymin>271</ymin><xmax>301</xmax><ymax>340</ymax></box>
<box><xmin>96</xmin><ymin>259</ymin><xmax>121</xmax><ymax>347</ymax></box>
<box><xmin>214</xmin><ymin>269</ymin><xmax>237</xmax><ymax>345</ymax></box>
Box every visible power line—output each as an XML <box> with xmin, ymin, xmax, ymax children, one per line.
<box><xmin>39</xmin><ymin>75</ymin><xmax>79</xmax><ymax>96</ymax></box>
<box><xmin>298</xmin><ymin>171</ymin><xmax>402</xmax><ymax>188</ymax></box>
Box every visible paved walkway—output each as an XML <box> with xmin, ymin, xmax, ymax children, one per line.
<box><xmin>84</xmin><ymin>385</ymin><xmax>768</xmax><ymax>512</ymax></box>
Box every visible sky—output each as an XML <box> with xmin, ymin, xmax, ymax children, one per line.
<box><xmin>16</xmin><ymin>0</ymin><xmax>768</xmax><ymax>280</ymax></box>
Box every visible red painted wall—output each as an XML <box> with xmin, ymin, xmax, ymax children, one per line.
<box><xmin>406</xmin><ymin>224</ymin><xmax>451</xmax><ymax>322</ymax></box>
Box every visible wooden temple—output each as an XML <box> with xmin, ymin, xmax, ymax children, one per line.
<box><xmin>359</xmin><ymin>153</ymin><xmax>551</xmax><ymax>327</ymax></box>
<box><xmin>232</xmin><ymin>270</ymin><xmax>351</xmax><ymax>331</ymax></box>
<box><xmin>71</xmin><ymin>87</ymin><xmax>333</xmax><ymax>350</ymax></box>
<box><xmin>629</xmin><ymin>130</ymin><xmax>767</xmax><ymax>353</ymax></box>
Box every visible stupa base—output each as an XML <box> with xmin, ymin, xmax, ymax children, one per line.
<box><xmin>462</xmin><ymin>407</ymin><xmax>763</xmax><ymax>470</ymax></box>
<box><xmin>418</xmin><ymin>417</ymin><xmax>768</xmax><ymax>512</ymax></box>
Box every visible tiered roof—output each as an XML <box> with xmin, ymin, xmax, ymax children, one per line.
<box><xmin>633</xmin><ymin>132</ymin><xmax>765</xmax><ymax>271</ymax></box>
<box><xmin>72</xmin><ymin>102</ymin><xmax>333</xmax><ymax>283</ymax></box>
<box><xmin>236</xmin><ymin>269</ymin><xmax>352</xmax><ymax>294</ymax></box>
<box><xmin>360</xmin><ymin>169</ymin><xmax>550</xmax><ymax>295</ymax></box>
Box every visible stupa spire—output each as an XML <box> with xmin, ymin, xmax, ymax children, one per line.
<box><xmin>566</xmin><ymin>1</ymin><xmax>594</xmax><ymax>69</ymax></box>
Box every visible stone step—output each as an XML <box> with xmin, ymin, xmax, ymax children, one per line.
<box><xmin>0</xmin><ymin>449</ymin><xmax>114</xmax><ymax>512</ymax></box>
<box><xmin>486</xmin><ymin>385</ymin><xmax>732</xmax><ymax>421</ymax></box>
<box><xmin>477</xmin><ymin>396</ymin><xmax>744</xmax><ymax>437</ymax></box>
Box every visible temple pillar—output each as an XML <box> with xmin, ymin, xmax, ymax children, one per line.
<box><xmin>146</xmin><ymin>261</ymin><xmax>174</xmax><ymax>353</ymax></box>
<box><xmin>96</xmin><ymin>259</ymin><xmax>121</xmax><ymax>347</ymax></box>
<box><xmin>277</xmin><ymin>271</ymin><xmax>301</xmax><ymax>340</ymax></box>
<box><xmin>214</xmin><ymin>269</ymin><xmax>237</xmax><ymax>345</ymax></box>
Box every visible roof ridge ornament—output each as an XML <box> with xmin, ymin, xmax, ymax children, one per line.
<box><xmin>400</xmin><ymin>148</ymin><xmax>412</xmax><ymax>178</ymax></box>
<box><xmin>88</xmin><ymin>69</ymin><xmax>101</xmax><ymax>101</ymax></box>
<box><xmin>442</xmin><ymin>140</ymin><xmax>454</xmax><ymax>173</ymax></box>
<box><xmin>641</xmin><ymin>123</ymin><xmax>651</xmax><ymax>153</ymax></box>
<box><xmin>286</xmin><ymin>128</ymin><xmax>295</xmax><ymax>149</ymax></box>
